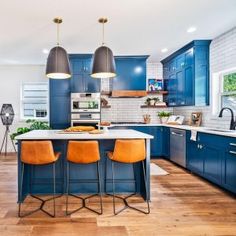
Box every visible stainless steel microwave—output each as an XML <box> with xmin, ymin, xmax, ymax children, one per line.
<box><xmin>71</xmin><ymin>93</ymin><xmax>101</xmax><ymax>113</ymax></box>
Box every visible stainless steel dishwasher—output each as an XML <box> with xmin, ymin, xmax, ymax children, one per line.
<box><xmin>170</xmin><ymin>128</ymin><xmax>186</xmax><ymax>167</ymax></box>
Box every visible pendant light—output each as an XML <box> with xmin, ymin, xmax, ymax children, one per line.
<box><xmin>91</xmin><ymin>18</ymin><xmax>116</xmax><ymax>79</ymax></box>
<box><xmin>46</xmin><ymin>17</ymin><xmax>71</xmax><ymax>79</ymax></box>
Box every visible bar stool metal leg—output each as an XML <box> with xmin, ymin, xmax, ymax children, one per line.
<box><xmin>66</xmin><ymin>161</ymin><xmax>103</xmax><ymax>215</ymax></box>
<box><xmin>110</xmin><ymin>160</ymin><xmax>150</xmax><ymax>215</ymax></box>
<box><xmin>18</xmin><ymin>162</ymin><xmax>60</xmax><ymax>218</ymax></box>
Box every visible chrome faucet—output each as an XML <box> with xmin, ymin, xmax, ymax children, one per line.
<box><xmin>218</xmin><ymin>107</ymin><xmax>236</xmax><ymax>130</ymax></box>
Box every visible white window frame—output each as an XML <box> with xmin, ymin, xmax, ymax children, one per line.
<box><xmin>20</xmin><ymin>82</ymin><xmax>49</xmax><ymax>121</ymax></box>
<box><xmin>212</xmin><ymin>67</ymin><xmax>236</xmax><ymax>116</ymax></box>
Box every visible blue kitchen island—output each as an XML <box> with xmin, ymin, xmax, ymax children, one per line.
<box><xmin>16</xmin><ymin>129</ymin><xmax>153</xmax><ymax>203</ymax></box>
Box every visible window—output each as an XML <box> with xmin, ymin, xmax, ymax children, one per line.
<box><xmin>21</xmin><ymin>82</ymin><xmax>49</xmax><ymax>120</ymax></box>
<box><xmin>220</xmin><ymin>71</ymin><xmax>236</xmax><ymax>112</ymax></box>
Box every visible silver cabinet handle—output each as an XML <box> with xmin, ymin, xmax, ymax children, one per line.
<box><xmin>230</xmin><ymin>151</ymin><xmax>236</xmax><ymax>155</ymax></box>
<box><xmin>171</xmin><ymin>132</ymin><xmax>183</xmax><ymax>137</ymax></box>
<box><xmin>230</xmin><ymin>143</ymin><xmax>236</xmax><ymax>146</ymax></box>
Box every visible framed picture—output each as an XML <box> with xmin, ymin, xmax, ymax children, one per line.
<box><xmin>190</xmin><ymin>112</ymin><xmax>202</xmax><ymax>126</ymax></box>
<box><xmin>148</xmin><ymin>79</ymin><xmax>163</xmax><ymax>91</ymax></box>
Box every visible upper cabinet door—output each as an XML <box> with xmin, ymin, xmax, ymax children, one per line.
<box><xmin>69</xmin><ymin>55</ymin><xmax>100</xmax><ymax>93</ymax></box>
<box><xmin>176</xmin><ymin>54</ymin><xmax>185</xmax><ymax>71</ymax></box>
<box><xmin>112</xmin><ymin>56</ymin><xmax>148</xmax><ymax>90</ymax></box>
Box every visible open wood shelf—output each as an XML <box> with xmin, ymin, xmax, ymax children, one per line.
<box><xmin>101</xmin><ymin>105</ymin><xmax>111</xmax><ymax>108</ymax></box>
<box><xmin>140</xmin><ymin>105</ymin><xmax>167</xmax><ymax>108</ymax></box>
<box><xmin>101</xmin><ymin>91</ymin><xmax>112</xmax><ymax>96</ymax></box>
<box><xmin>147</xmin><ymin>90</ymin><xmax>168</xmax><ymax>95</ymax></box>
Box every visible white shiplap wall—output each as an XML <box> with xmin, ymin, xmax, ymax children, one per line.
<box><xmin>174</xmin><ymin>27</ymin><xmax>236</xmax><ymax>128</ymax></box>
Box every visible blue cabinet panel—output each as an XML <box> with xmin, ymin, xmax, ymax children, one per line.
<box><xmin>187</xmin><ymin>141</ymin><xmax>203</xmax><ymax>174</ymax></box>
<box><xmin>161</xmin><ymin>40</ymin><xmax>211</xmax><ymax>107</ymax></box>
<box><xmin>203</xmin><ymin>145</ymin><xmax>222</xmax><ymax>185</ymax></box>
<box><xmin>50</xmin><ymin>96</ymin><xmax>70</xmax><ymax>129</ymax></box>
<box><xmin>50</xmin><ymin>79</ymin><xmax>71</xmax><ymax>96</ymax></box>
<box><xmin>70</xmin><ymin>74</ymin><xmax>84</xmax><ymax>92</ymax></box>
<box><xmin>223</xmin><ymin>151</ymin><xmax>236</xmax><ymax>193</ymax></box>
<box><xmin>112</xmin><ymin>56</ymin><xmax>148</xmax><ymax>90</ymax></box>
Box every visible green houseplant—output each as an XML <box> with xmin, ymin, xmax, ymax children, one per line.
<box><xmin>157</xmin><ymin>111</ymin><xmax>171</xmax><ymax>124</ymax></box>
<box><xmin>10</xmin><ymin>119</ymin><xmax>51</xmax><ymax>141</ymax></box>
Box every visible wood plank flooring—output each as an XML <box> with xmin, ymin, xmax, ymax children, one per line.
<box><xmin>0</xmin><ymin>154</ymin><xmax>236</xmax><ymax>236</ymax></box>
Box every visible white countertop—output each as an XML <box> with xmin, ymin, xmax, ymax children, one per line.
<box><xmin>112</xmin><ymin>123</ymin><xmax>236</xmax><ymax>138</ymax></box>
<box><xmin>15</xmin><ymin>129</ymin><xmax>154</xmax><ymax>140</ymax></box>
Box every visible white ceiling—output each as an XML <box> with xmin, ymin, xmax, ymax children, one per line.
<box><xmin>0</xmin><ymin>0</ymin><xmax>236</xmax><ymax>64</ymax></box>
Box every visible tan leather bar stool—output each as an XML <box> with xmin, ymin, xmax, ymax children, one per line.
<box><xmin>19</xmin><ymin>141</ymin><xmax>61</xmax><ymax>217</ymax></box>
<box><xmin>66</xmin><ymin>141</ymin><xmax>103</xmax><ymax>215</ymax></box>
<box><xmin>106</xmin><ymin>139</ymin><xmax>150</xmax><ymax>215</ymax></box>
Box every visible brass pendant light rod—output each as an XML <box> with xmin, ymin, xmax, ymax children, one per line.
<box><xmin>91</xmin><ymin>17</ymin><xmax>116</xmax><ymax>79</ymax></box>
<box><xmin>98</xmin><ymin>18</ymin><xmax>108</xmax><ymax>46</ymax></box>
<box><xmin>53</xmin><ymin>17</ymin><xmax>63</xmax><ymax>46</ymax></box>
<box><xmin>46</xmin><ymin>17</ymin><xmax>71</xmax><ymax>79</ymax></box>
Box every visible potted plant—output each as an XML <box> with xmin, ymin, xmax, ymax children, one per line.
<box><xmin>10</xmin><ymin>119</ymin><xmax>51</xmax><ymax>141</ymax></box>
<box><xmin>145</xmin><ymin>97</ymin><xmax>152</xmax><ymax>106</ymax></box>
<box><xmin>152</xmin><ymin>97</ymin><xmax>160</xmax><ymax>106</ymax></box>
<box><xmin>157</xmin><ymin>111</ymin><xmax>171</xmax><ymax>124</ymax></box>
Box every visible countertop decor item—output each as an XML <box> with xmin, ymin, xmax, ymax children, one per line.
<box><xmin>190</xmin><ymin>112</ymin><xmax>202</xmax><ymax>126</ymax></box>
<box><xmin>91</xmin><ymin>18</ymin><xmax>116</xmax><ymax>79</ymax></box>
<box><xmin>148</xmin><ymin>79</ymin><xmax>163</xmax><ymax>91</ymax></box>
<box><xmin>143</xmin><ymin>114</ymin><xmax>151</xmax><ymax>124</ymax></box>
<box><xmin>157</xmin><ymin>111</ymin><xmax>171</xmax><ymax>124</ymax></box>
<box><xmin>167</xmin><ymin>115</ymin><xmax>185</xmax><ymax>125</ymax></box>
<box><xmin>46</xmin><ymin>17</ymin><xmax>71</xmax><ymax>79</ymax></box>
<box><xmin>0</xmin><ymin>104</ymin><xmax>16</xmax><ymax>155</ymax></box>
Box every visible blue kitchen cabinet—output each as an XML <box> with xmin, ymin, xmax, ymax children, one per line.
<box><xmin>202</xmin><ymin>144</ymin><xmax>222</xmax><ymax>185</ymax></box>
<box><xmin>69</xmin><ymin>54</ymin><xmax>100</xmax><ymax>93</ymax></box>
<box><xmin>112</xmin><ymin>56</ymin><xmax>149</xmax><ymax>90</ymax></box>
<box><xmin>186</xmin><ymin>132</ymin><xmax>236</xmax><ymax>193</ymax></box>
<box><xmin>222</xmin><ymin>142</ymin><xmax>236</xmax><ymax>193</ymax></box>
<box><xmin>50</xmin><ymin>79</ymin><xmax>70</xmax><ymax>96</ymax></box>
<box><xmin>49</xmin><ymin>79</ymin><xmax>71</xmax><ymax>129</ymax></box>
<box><xmin>186</xmin><ymin>140</ymin><xmax>204</xmax><ymax>175</ymax></box>
<box><xmin>161</xmin><ymin>40</ymin><xmax>211</xmax><ymax>107</ymax></box>
<box><xmin>50</xmin><ymin>96</ymin><xmax>70</xmax><ymax>129</ymax></box>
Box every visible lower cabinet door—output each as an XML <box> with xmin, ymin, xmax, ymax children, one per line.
<box><xmin>222</xmin><ymin>151</ymin><xmax>236</xmax><ymax>193</ymax></box>
<box><xmin>203</xmin><ymin>145</ymin><xmax>222</xmax><ymax>185</ymax></box>
<box><xmin>187</xmin><ymin>142</ymin><xmax>203</xmax><ymax>174</ymax></box>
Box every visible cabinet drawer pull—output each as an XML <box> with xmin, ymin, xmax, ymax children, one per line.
<box><xmin>230</xmin><ymin>143</ymin><xmax>236</xmax><ymax>146</ymax></box>
<box><xmin>171</xmin><ymin>132</ymin><xmax>183</xmax><ymax>137</ymax></box>
<box><xmin>229</xmin><ymin>151</ymin><xmax>236</xmax><ymax>155</ymax></box>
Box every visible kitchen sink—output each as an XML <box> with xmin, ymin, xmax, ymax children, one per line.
<box><xmin>202</xmin><ymin>127</ymin><xmax>236</xmax><ymax>133</ymax></box>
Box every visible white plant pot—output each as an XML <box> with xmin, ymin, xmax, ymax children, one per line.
<box><xmin>160</xmin><ymin>117</ymin><xmax>169</xmax><ymax>124</ymax></box>
<box><xmin>150</xmin><ymin>100</ymin><xmax>155</xmax><ymax>106</ymax></box>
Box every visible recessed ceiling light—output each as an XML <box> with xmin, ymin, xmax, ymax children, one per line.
<box><xmin>161</xmin><ymin>48</ymin><xmax>168</xmax><ymax>53</ymax></box>
<box><xmin>42</xmin><ymin>49</ymin><xmax>49</xmax><ymax>54</ymax></box>
<box><xmin>187</xmin><ymin>26</ymin><xmax>197</xmax><ymax>33</ymax></box>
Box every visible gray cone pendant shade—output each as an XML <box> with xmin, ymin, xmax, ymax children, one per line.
<box><xmin>46</xmin><ymin>18</ymin><xmax>71</xmax><ymax>79</ymax></box>
<box><xmin>91</xmin><ymin>18</ymin><xmax>116</xmax><ymax>79</ymax></box>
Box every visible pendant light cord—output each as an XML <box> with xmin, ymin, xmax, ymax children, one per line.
<box><xmin>57</xmin><ymin>23</ymin><xmax>60</xmax><ymax>46</ymax></box>
<box><xmin>102</xmin><ymin>22</ymin><xmax>105</xmax><ymax>46</ymax></box>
